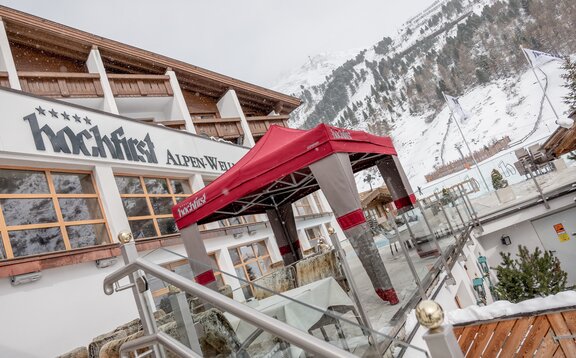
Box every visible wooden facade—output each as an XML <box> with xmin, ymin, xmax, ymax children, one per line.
<box><xmin>542</xmin><ymin>112</ymin><xmax>576</xmax><ymax>157</ymax></box>
<box><xmin>453</xmin><ymin>307</ymin><xmax>576</xmax><ymax>357</ymax></box>
<box><xmin>193</xmin><ymin>117</ymin><xmax>244</xmax><ymax>142</ymax></box>
<box><xmin>247</xmin><ymin>115</ymin><xmax>290</xmax><ymax>141</ymax></box>
<box><xmin>0</xmin><ymin>5</ymin><xmax>300</xmax><ymax>116</ymax></box>
<box><xmin>18</xmin><ymin>72</ymin><xmax>104</xmax><ymax>98</ymax></box>
<box><xmin>108</xmin><ymin>74</ymin><xmax>173</xmax><ymax>97</ymax></box>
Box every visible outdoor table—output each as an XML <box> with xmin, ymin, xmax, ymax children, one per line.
<box><xmin>225</xmin><ymin>277</ymin><xmax>355</xmax><ymax>357</ymax></box>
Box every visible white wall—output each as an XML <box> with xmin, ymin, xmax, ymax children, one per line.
<box><xmin>0</xmin><ymin>262</ymin><xmax>138</xmax><ymax>358</ymax></box>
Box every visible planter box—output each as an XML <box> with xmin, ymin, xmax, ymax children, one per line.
<box><xmin>496</xmin><ymin>186</ymin><xmax>516</xmax><ymax>204</ymax></box>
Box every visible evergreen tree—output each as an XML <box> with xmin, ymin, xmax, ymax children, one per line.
<box><xmin>561</xmin><ymin>57</ymin><xmax>576</xmax><ymax>113</ymax></box>
<box><xmin>491</xmin><ymin>169</ymin><xmax>508</xmax><ymax>189</ymax></box>
<box><xmin>494</xmin><ymin>246</ymin><xmax>567</xmax><ymax>303</ymax></box>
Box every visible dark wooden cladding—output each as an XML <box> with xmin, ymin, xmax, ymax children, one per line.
<box><xmin>0</xmin><ymin>71</ymin><xmax>9</xmax><ymax>88</ymax></box>
<box><xmin>0</xmin><ymin>5</ymin><xmax>300</xmax><ymax>117</ymax></box>
<box><xmin>182</xmin><ymin>89</ymin><xmax>220</xmax><ymax>116</ymax></box>
<box><xmin>248</xmin><ymin>115</ymin><xmax>290</xmax><ymax>140</ymax></box>
<box><xmin>192</xmin><ymin>117</ymin><xmax>244</xmax><ymax>141</ymax></box>
<box><xmin>107</xmin><ymin>74</ymin><xmax>173</xmax><ymax>97</ymax></box>
<box><xmin>18</xmin><ymin>72</ymin><xmax>104</xmax><ymax>98</ymax></box>
<box><xmin>543</xmin><ymin>126</ymin><xmax>576</xmax><ymax>157</ymax></box>
<box><xmin>10</xmin><ymin>41</ymin><xmax>87</xmax><ymax>73</ymax></box>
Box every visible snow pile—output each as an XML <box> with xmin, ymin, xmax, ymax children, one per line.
<box><xmin>446</xmin><ymin>290</ymin><xmax>576</xmax><ymax>325</ymax></box>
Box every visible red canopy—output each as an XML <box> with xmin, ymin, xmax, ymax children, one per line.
<box><xmin>173</xmin><ymin>124</ymin><xmax>397</xmax><ymax>229</ymax></box>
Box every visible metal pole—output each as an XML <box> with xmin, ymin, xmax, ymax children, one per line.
<box><xmin>391</xmin><ymin>217</ymin><xmax>427</xmax><ymax>300</ymax></box>
<box><xmin>104</xmin><ymin>258</ymin><xmax>362</xmax><ymax>358</ymax></box>
<box><xmin>433</xmin><ymin>192</ymin><xmax>456</xmax><ymax>237</ymax></box>
<box><xmin>451</xmin><ymin>188</ymin><xmax>472</xmax><ymax>226</ymax></box>
<box><xmin>442</xmin><ymin>93</ymin><xmax>491</xmax><ymax>193</ymax></box>
<box><xmin>521</xmin><ymin>48</ymin><xmax>561</xmax><ymax>121</ymax></box>
<box><xmin>524</xmin><ymin>162</ymin><xmax>551</xmax><ymax>209</ymax></box>
<box><xmin>118</xmin><ymin>232</ymin><xmax>164</xmax><ymax>358</ymax></box>
<box><xmin>458</xmin><ymin>184</ymin><xmax>482</xmax><ymax>230</ymax></box>
<box><xmin>416</xmin><ymin>201</ymin><xmax>456</xmax><ymax>286</ymax></box>
<box><xmin>327</xmin><ymin>229</ymin><xmax>382</xmax><ymax>355</ymax></box>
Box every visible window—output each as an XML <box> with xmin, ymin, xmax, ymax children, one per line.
<box><xmin>115</xmin><ymin>175</ymin><xmax>192</xmax><ymax>240</ymax></box>
<box><xmin>0</xmin><ymin>168</ymin><xmax>110</xmax><ymax>258</ymax></box>
<box><xmin>305</xmin><ymin>226</ymin><xmax>322</xmax><ymax>241</ymax></box>
<box><xmin>294</xmin><ymin>197</ymin><xmax>313</xmax><ymax>216</ymax></box>
<box><xmin>218</xmin><ymin>215</ymin><xmax>258</xmax><ymax>228</ymax></box>
<box><xmin>228</xmin><ymin>241</ymin><xmax>272</xmax><ymax>299</ymax></box>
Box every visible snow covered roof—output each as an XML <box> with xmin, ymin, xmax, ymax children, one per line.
<box><xmin>446</xmin><ymin>291</ymin><xmax>576</xmax><ymax>326</ymax></box>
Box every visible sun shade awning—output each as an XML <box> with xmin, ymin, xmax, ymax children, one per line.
<box><xmin>173</xmin><ymin>124</ymin><xmax>397</xmax><ymax>228</ymax></box>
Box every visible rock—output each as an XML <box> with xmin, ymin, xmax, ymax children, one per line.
<box><xmin>98</xmin><ymin>331</ymin><xmax>144</xmax><ymax>358</ymax></box>
<box><xmin>56</xmin><ymin>346</ymin><xmax>88</xmax><ymax>358</ymax></box>
<box><xmin>88</xmin><ymin>330</ymin><xmax>127</xmax><ymax>358</ymax></box>
<box><xmin>195</xmin><ymin>308</ymin><xmax>243</xmax><ymax>356</ymax></box>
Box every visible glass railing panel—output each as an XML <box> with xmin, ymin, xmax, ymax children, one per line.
<box><xmin>140</xmin><ymin>247</ymin><xmax>428</xmax><ymax>357</ymax></box>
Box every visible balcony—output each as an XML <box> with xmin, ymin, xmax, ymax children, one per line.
<box><xmin>18</xmin><ymin>72</ymin><xmax>104</xmax><ymax>98</ymax></box>
<box><xmin>192</xmin><ymin>117</ymin><xmax>244</xmax><ymax>142</ymax></box>
<box><xmin>247</xmin><ymin>115</ymin><xmax>290</xmax><ymax>140</ymax></box>
<box><xmin>108</xmin><ymin>74</ymin><xmax>173</xmax><ymax>97</ymax></box>
<box><xmin>0</xmin><ymin>71</ymin><xmax>9</xmax><ymax>88</ymax></box>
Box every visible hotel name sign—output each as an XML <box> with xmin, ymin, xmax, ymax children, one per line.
<box><xmin>0</xmin><ymin>90</ymin><xmax>245</xmax><ymax>173</ymax></box>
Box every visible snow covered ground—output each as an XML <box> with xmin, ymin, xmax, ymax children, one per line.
<box><xmin>357</xmin><ymin>59</ymin><xmax>571</xmax><ymax>194</ymax></box>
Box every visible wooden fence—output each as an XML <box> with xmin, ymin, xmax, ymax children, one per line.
<box><xmin>453</xmin><ymin>308</ymin><xmax>576</xmax><ymax>357</ymax></box>
<box><xmin>425</xmin><ymin>136</ymin><xmax>511</xmax><ymax>182</ymax></box>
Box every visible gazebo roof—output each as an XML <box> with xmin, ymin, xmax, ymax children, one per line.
<box><xmin>173</xmin><ymin>124</ymin><xmax>397</xmax><ymax>228</ymax></box>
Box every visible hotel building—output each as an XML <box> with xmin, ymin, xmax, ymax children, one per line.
<box><xmin>0</xmin><ymin>6</ymin><xmax>342</xmax><ymax>357</ymax></box>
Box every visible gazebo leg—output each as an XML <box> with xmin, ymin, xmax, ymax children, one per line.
<box><xmin>310</xmin><ymin>153</ymin><xmax>399</xmax><ymax>305</ymax></box>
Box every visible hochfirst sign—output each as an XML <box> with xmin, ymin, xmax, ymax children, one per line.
<box><xmin>0</xmin><ymin>88</ymin><xmax>247</xmax><ymax>174</ymax></box>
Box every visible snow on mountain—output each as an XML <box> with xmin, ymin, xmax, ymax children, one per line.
<box><xmin>274</xmin><ymin>0</ymin><xmax>575</xmax><ymax>192</ymax></box>
<box><xmin>273</xmin><ymin>50</ymin><xmax>361</xmax><ymax>96</ymax></box>
<box><xmin>395</xmin><ymin>60</ymin><xmax>569</xmax><ymax>190</ymax></box>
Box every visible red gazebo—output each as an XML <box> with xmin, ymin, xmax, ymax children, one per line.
<box><xmin>173</xmin><ymin>124</ymin><xmax>416</xmax><ymax>304</ymax></box>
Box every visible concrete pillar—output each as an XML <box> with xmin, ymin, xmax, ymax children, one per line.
<box><xmin>189</xmin><ymin>174</ymin><xmax>219</xmax><ymax>230</ymax></box>
<box><xmin>93</xmin><ymin>165</ymin><xmax>130</xmax><ymax>242</ymax></box>
<box><xmin>217</xmin><ymin>89</ymin><xmax>255</xmax><ymax>147</ymax></box>
<box><xmin>165</xmin><ymin>69</ymin><xmax>196</xmax><ymax>134</ymax></box>
<box><xmin>0</xmin><ymin>18</ymin><xmax>20</xmax><ymax>90</ymax></box>
<box><xmin>310</xmin><ymin>153</ymin><xmax>398</xmax><ymax>304</ymax></box>
<box><xmin>297</xmin><ymin>229</ymin><xmax>312</xmax><ymax>255</ymax></box>
<box><xmin>215</xmin><ymin>248</ymin><xmax>242</xmax><ymax>299</ymax></box>
<box><xmin>86</xmin><ymin>46</ymin><xmax>119</xmax><ymax>114</ymax></box>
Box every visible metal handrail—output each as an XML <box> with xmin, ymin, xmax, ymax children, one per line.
<box><xmin>119</xmin><ymin>332</ymin><xmax>201</xmax><ymax>358</ymax></box>
<box><xmin>104</xmin><ymin>258</ymin><xmax>358</xmax><ymax>358</ymax></box>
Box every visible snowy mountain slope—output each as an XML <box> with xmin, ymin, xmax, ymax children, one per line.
<box><xmin>274</xmin><ymin>0</ymin><xmax>576</xmax><ymax>191</ymax></box>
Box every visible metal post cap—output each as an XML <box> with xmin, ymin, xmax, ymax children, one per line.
<box><xmin>117</xmin><ymin>231</ymin><xmax>133</xmax><ymax>244</ymax></box>
<box><xmin>415</xmin><ymin>300</ymin><xmax>445</xmax><ymax>330</ymax></box>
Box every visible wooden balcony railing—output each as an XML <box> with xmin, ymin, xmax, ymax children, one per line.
<box><xmin>108</xmin><ymin>74</ymin><xmax>173</xmax><ymax>97</ymax></box>
<box><xmin>18</xmin><ymin>72</ymin><xmax>104</xmax><ymax>98</ymax></box>
<box><xmin>192</xmin><ymin>117</ymin><xmax>244</xmax><ymax>140</ymax></box>
<box><xmin>247</xmin><ymin>115</ymin><xmax>290</xmax><ymax>139</ymax></box>
<box><xmin>453</xmin><ymin>307</ymin><xmax>576</xmax><ymax>357</ymax></box>
<box><xmin>0</xmin><ymin>71</ymin><xmax>9</xmax><ymax>88</ymax></box>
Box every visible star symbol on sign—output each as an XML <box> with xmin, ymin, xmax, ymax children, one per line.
<box><xmin>61</xmin><ymin>112</ymin><xmax>70</xmax><ymax>120</ymax></box>
<box><xmin>73</xmin><ymin>114</ymin><xmax>82</xmax><ymax>123</ymax></box>
<box><xmin>83</xmin><ymin>116</ymin><xmax>91</xmax><ymax>125</ymax></box>
<box><xmin>35</xmin><ymin>106</ymin><xmax>46</xmax><ymax>115</ymax></box>
<box><xmin>49</xmin><ymin>109</ymin><xmax>59</xmax><ymax>118</ymax></box>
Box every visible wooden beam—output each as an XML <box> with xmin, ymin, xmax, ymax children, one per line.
<box><xmin>0</xmin><ymin>6</ymin><xmax>301</xmax><ymax>109</ymax></box>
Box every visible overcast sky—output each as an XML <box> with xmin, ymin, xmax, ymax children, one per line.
<box><xmin>0</xmin><ymin>0</ymin><xmax>434</xmax><ymax>87</ymax></box>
